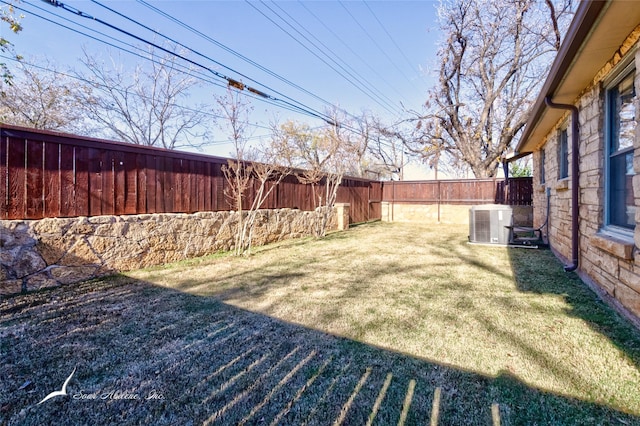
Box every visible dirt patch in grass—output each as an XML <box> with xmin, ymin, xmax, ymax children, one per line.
<box><xmin>2</xmin><ymin>222</ymin><xmax>640</xmax><ymax>424</ymax></box>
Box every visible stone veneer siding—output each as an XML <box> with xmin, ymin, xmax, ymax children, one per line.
<box><xmin>0</xmin><ymin>207</ymin><xmax>345</xmax><ymax>296</ymax></box>
<box><xmin>532</xmin><ymin>37</ymin><xmax>640</xmax><ymax>320</ymax></box>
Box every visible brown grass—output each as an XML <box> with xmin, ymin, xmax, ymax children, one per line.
<box><xmin>2</xmin><ymin>221</ymin><xmax>640</xmax><ymax>425</ymax></box>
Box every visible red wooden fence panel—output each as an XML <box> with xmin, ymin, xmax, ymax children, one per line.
<box><xmin>7</xmin><ymin>137</ymin><xmax>25</xmax><ymax>219</ymax></box>
<box><xmin>495</xmin><ymin>177</ymin><xmax>533</xmax><ymax>205</ymax></box>
<box><xmin>0</xmin><ymin>125</ymin><xmax>384</xmax><ymax>223</ymax></box>
<box><xmin>0</xmin><ymin>135</ymin><xmax>6</xmax><ymax>219</ymax></box>
<box><xmin>2</xmin><ymin>125</ymin><xmax>532</xmax><ymax>223</ymax></box>
<box><xmin>381</xmin><ymin>178</ymin><xmax>532</xmax><ymax>206</ymax></box>
<box><xmin>26</xmin><ymin>139</ymin><xmax>43</xmax><ymax>218</ymax></box>
<box><xmin>44</xmin><ymin>142</ymin><xmax>60</xmax><ymax>217</ymax></box>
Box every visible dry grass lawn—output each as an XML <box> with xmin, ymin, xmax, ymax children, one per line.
<box><xmin>2</xmin><ymin>221</ymin><xmax>640</xmax><ymax>425</ymax></box>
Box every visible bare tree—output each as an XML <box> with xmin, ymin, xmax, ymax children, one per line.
<box><xmin>353</xmin><ymin>112</ymin><xmax>404</xmax><ymax>180</ymax></box>
<box><xmin>0</xmin><ymin>58</ymin><xmax>87</xmax><ymax>133</ymax></box>
<box><xmin>218</xmin><ymin>89</ymin><xmax>252</xmax><ymax>255</ymax></box>
<box><xmin>76</xmin><ymin>47</ymin><xmax>211</xmax><ymax>149</ymax></box>
<box><xmin>382</xmin><ymin>115</ymin><xmax>470</xmax><ymax>179</ymax></box>
<box><xmin>218</xmin><ymin>89</ymin><xmax>289</xmax><ymax>255</ymax></box>
<box><xmin>1</xmin><ymin>1</ymin><xmax>22</xmax><ymax>85</ymax></box>
<box><xmin>241</xmin><ymin>160</ymin><xmax>290</xmax><ymax>254</ymax></box>
<box><xmin>269</xmin><ymin>114</ymin><xmax>357</xmax><ymax>237</ymax></box>
<box><xmin>412</xmin><ymin>0</ymin><xmax>574</xmax><ymax>178</ymax></box>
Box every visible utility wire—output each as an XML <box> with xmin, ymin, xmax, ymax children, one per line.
<box><xmin>18</xmin><ymin>0</ymin><xmax>232</xmax><ymax>91</ymax></box>
<box><xmin>90</xmin><ymin>1</ymin><xmax>290</xmax><ymax>106</ymax></box>
<box><xmin>39</xmin><ymin>0</ymin><xmax>338</xmax><ymax>126</ymax></box>
<box><xmin>338</xmin><ymin>1</ymin><xmax>418</xmax><ymax>92</ymax></box>
<box><xmin>13</xmin><ymin>1</ymin><xmax>363</xmax><ymax>136</ymax></box>
<box><xmin>6</xmin><ymin>1</ymin><xmax>407</xmax><ymax>164</ymax></box>
<box><xmin>18</xmin><ymin>1</ymin><xmax>228</xmax><ymax>90</ymax></box>
<box><xmin>91</xmin><ymin>0</ymin><xmax>371</xmax><ymax>127</ymax></box>
<box><xmin>20</xmin><ymin>1</ymin><xmax>402</xmax><ymax>152</ymax></box>
<box><xmin>246</xmin><ymin>0</ymin><xmax>402</xmax><ymax>119</ymax></box>
<box><xmin>17</xmin><ymin>0</ymin><xmax>312</xmax><ymax>118</ymax></box>
<box><xmin>297</xmin><ymin>1</ymin><xmax>409</xmax><ymax>107</ymax></box>
<box><xmin>268</xmin><ymin>1</ymin><xmax>404</xmax><ymax>118</ymax></box>
<box><xmin>363</xmin><ymin>2</ymin><xmax>421</xmax><ymax>83</ymax></box>
<box><xmin>134</xmin><ymin>0</ymin><xmax>344</xmax><ymax>122</ymax></box>
<box><xmin>0</xmin><ymin>54</ymin><xmax>275</xmax><ymax>149</ymax></box>
<box><xmin>38</xmin><ymin>0</ymin><xmax>407</xmax><ymax>143</ymax></box>
<box><xmin>0</xmin><ymin>54</ymin><xmax>274</xmax><ymax>136</ymax></box>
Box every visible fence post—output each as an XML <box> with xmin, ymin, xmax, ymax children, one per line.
<box><xmin>437</xmin><ymin>180</ymin><xmax>441</xmax><ymax>223</ymax></box>
<box><xmin>391</xmin><ymin>181</ymin><xmax>395</xmax><ymax>222</ymax></box>
<box><xmin>381</xmin><ymin>201</ymin><xmax>390</xmax><ymax>222</ymax></box>
<box><xmin>334</xmin><ymin>203</ymin><xmax>350</xmax><ymax>230</ymax></box>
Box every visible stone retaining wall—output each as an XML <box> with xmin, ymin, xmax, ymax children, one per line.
<box><xmin>1</xmin><ymin>207</ymin><xmax>342</xmax><ymax>296</ymax></box>
<box><xmin>381</xmin><ymin>202</ymin><xmax>533</xmax><ymax>226</ymax></box>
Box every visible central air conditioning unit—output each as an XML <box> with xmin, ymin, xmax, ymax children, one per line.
<box><xmin>469</xmin><ymin>205</ymin><xmax>513</xmax><ymax>245</ymax></box>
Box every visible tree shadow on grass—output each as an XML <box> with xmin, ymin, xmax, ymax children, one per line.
<box><xmin>1</xmin><ymin>276</ymin><xmax>639</xmax><ymax>425</ymax></box>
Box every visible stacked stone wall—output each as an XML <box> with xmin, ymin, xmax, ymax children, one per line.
<box><xmin>533</xmin><ymin>43</ymin><xmax>640</xmax><ymax>320</ymax></box>
<box><xmin>0</xmin><ymin>208</ymin><xmax>339</xmax><ymax>296</ymax></box>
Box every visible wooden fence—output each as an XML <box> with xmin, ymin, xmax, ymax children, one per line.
<box><xmin>381</xmin><ymin>177</ymin><xmax>532</xmax><ymax>206</ymax></box>
<box><xmin>495</xmin><ymin>178</ymin><xmax>533</xmax><ymax>206</ymax></box>
<box><xmin>1</xmin><ymin>125</ymin><xmax>530</xmax><ymax>223</ymax></box>
<box><xmin>0</xmin><ymin>125</ymin><xmax>381</xmax><ymax>223</ymax></box>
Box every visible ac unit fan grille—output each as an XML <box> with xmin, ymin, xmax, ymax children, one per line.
<box><xmin>469</xmin><ymin>205</ymin><xmax>513</xmax><ymax>245</ymax></box>
<box><xmin>473</xmin><ymin>210</ymin><xmax>491</xmax><ymax>243</ymax></box>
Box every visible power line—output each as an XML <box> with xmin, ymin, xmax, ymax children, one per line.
<box><xmin>245</xmin><ymin>0</ymin><xmax>402</xmax><ymax>119</ymax></box>
<box><xmin>91</xmin><ymin>0</ymin><xmax>376</xmax><ymax>127</ymax></box>
<box><xmin>84</xmin><ymin>0</ymin><xmax>331</xmax><ymax>120</ymax></box>
<box><xmin>134</xmin><ymin>0</ymin><xmax>344</xmax><ymax>122</ymax></box>
<box><xmin>0</xmin><ymin>54</ymin><xmax>285</xmax><ymax>152</ymax></box>
<box><xmin>297</xmin><ymin>1</ymin><xmax>410</xmax><ymax>109</ymax></box>
<box><xmin>0</xmin><ymin>54</ymin><xmax>274</xmax><ymax>132</ymax></box>
<box><xmin>257</xmin><ymin>1</ymin><xmax>404</xmax><ymax>118</ymax></box>
<box><xmin>38</xmin><ymin>0</ymin><xmax>339</xmax><ymax>126</ymax></box>
<box><xmin>90</xmin><ymin>1</ymin><xmax>276</xmax><ymax>100</ymax></box>
<box><xmin>363</xmin><ymin>2</ymin><xmax>421</xmax><ymax>82</ymax></box>
<box><xmin>15</xmin><ymin>1</ymin><xmax>403</xmax><ymax>154</ymax></box>
<box><xmin>338</xmin><ymin>1</ymin><xmax>418</xmax><ymax>92</ymax></box>
<box><xmin>133</xmin><ymin>0</ymin><xmax>408</xmax><ymax>142</ymax></box>
<box><xmin>270</xmin><ymin>2</ymin><xmax>406</xmax><ymax>118</ymax></box>
<box><xmin>19</xmin><ymin>0</ymin><xmax>315</xmax><ymax>118</ymax></box>
<box><xmin>9</xmin><ymin>1</ymin><xmax>346</xmax><ymax>134</ymax></box>
<box><xmin>18</xmin><ymin>1</ymin><xmax>229</xmax><ymax>89</ymax></box>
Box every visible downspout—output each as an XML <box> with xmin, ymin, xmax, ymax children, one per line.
<box><xmin>544</xmin><ymin>96</ymin><xmax>579</xmax><ymax>272</ymax></box>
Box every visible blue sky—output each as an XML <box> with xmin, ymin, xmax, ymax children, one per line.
<box><xmin>4</xmin><ymin>0</ymin><xmax>441</xmax><ymax>162</ymax></box>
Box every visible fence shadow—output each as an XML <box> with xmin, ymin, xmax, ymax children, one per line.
<box><xmin>1</xmin><ymin>276</ymin><xmax>639</xmax><ymax>425</ymax></box>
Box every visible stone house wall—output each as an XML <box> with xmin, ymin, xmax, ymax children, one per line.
<box><xmin>0</xmin><ymin>206</ymin><xmax>345</xmax><ymax>296</ymax></box>
<box><xmin>532</xmin><ymin>39</ymin><xmax>640</xmax><ymax>319</ymax></box>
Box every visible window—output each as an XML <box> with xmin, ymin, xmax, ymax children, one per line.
<box><xmin>540</xmin><ymin>149</ymin><xmax>546</xmax><ymax>184</ymax></box>
<box><xmin>606</xmin><ymin>68</ymin><xmax>636</xmax><ymax>230</ymax></box>
<box><xmin>558</xmin><ymin>127</ymin><xmax>569</xmax><ymax>179</ymax></box>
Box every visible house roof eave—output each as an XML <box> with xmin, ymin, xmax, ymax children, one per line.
<box><xmin>517</xmin><ymin>0</ymin><xmax>640</xmax><ymax>154</ymax></box>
